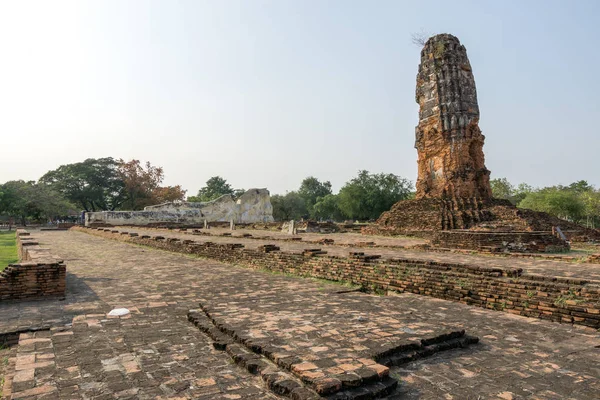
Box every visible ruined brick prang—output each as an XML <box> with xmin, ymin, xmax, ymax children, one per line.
<box><xmin>415</xmin><ymin>34</ymin><xmax>491</xmax><ymax>199</ymax></box>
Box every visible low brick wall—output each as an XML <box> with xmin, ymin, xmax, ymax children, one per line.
<box><xmin>0</xmin><ymin>230</ymin><xmax>66</xmax><ymax>301</ymax></box>
<box><xmin>431</xmin><ymin>230</ymin><xmax>570</xmax><ymax>253</ymax></box>
<box><xmin>144</xmin><ymin>226</ymin><xmax>599</xmax><ymax>264</ymax></box>
<box><xmin>74</xmin><ymin>226</ymin><xmax>600</xmax><ymax>329</ymax></box>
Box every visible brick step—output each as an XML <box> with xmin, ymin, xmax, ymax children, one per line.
<box><xmin>373</xmin><ymin>330</ymin><xmax>478</xmax><ymax>367</ymax></box>
<box><xmin>188</xmin><ymin>310</ymin><xmax>320</xmax><ymax>399</ymax></box>
<box><xmin>189</xmin><ymin>307</ymin><xmax>399</xmax><ymax>399</ymax></box>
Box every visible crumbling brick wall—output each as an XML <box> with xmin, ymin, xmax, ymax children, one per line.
<box><xmin>0</xmin><ymin>230</ymin><xmax>66</xmax><ymax>301</ymax></box>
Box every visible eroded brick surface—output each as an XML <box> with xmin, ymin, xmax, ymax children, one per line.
<box><xmin>1</xmin><ymin>230</ymin><xmax>599</xmax><ymax>399</ymax></box>
<box><xmin>78</xmin><ymin>227</ymin><xmax>600</xmax><ymax>330</ymax></box>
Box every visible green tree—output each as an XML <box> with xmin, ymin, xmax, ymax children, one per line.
<box><xmin>490</xmin><ymin>178</ymin><xmax>533</xmax><ymax>206</ymax></box>
<box><xmin>490</xmin><ymin>178</ymin><xmax>513</xmax><ymax>200</ymax></box>
<box><xmin>0</xmin><ymin>182</ymin><xmax>26</xmax><ymax>223</ymax></box>
<box><xmin>118</xmin><ymin>159</ymin><xmax>186</xmax><ymax>210</ymax></box>
<box><xmin>0</xmin><ymin>181</ymin><xmax>74</xmax><ymax>225</ymax></box>
<box><xmin>233</xmin><ymin>188</ymin><xmax>246</xmax><ymax>199</ymax></box>
<box><xmin>298</xmin><ymin>177</ymin><xmax>332</xmax><ymax>216</ymax></box>
<box><xmin>312</xmin><ymin>194</ymin><xmax>345</xmax><ymax>221</ymax></box>
<box><xmin>189</xmin><ymin>176</ymin><xmax>234</xmax><ymax>202</ymax></box>
<box><xmin>568</xmin><ymin>180</ymin><xmax>593</xmax><ymax>194</ymax></box>
<box><xmin>519</xmin><ymin>187</ymin><xmax>586</xmax><ymax>222</ymax></box>
<box><xmin>581</xmin><ymin>189</ymin><xmax>600</xmax><ymax>228</ymax></box>
<box><xmin>271</xmin><ymin>192</ymin><xmax>307</xmax><ymax>221</ymax></box>
<box><xmin>490</xmin><ymin>178</ymin><xmax>533</xmax><ymax>205</ymax></box>
<box><xmin>512</xmin><ymin>183</ymin><xmax>534</xmax><ymax>206</ymax></box>
<box><xmin>39</xmin><ymin>158</ymin><xmax>125</xmax><ymax>211</ymax></box>
<box><xmin>337</xmin><ymin>170</ymin><xmax>412</xmax><ymax>221</ymax></box>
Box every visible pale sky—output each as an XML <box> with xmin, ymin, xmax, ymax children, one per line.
<box><xmin>1</xmin><ymin>0</ymin><xmax>598</xmax><ymax>196</ymax></box>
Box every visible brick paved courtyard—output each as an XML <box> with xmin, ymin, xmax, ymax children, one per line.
<box><xmin>1</xmin><ymin>230</ymin><xmax>599</xmax><ymax>399</ymax></box>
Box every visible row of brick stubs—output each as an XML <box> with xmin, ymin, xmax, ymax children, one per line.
<box><xmin>139</xmin><ymin>225</ymin><xmax>600</xmax><ymax>264</ymax></box>
<box><xmin>0</xmin><ymin>229</ymin><xmax>66</xmax><ymax>301</ymax></box>
<box><xmin>431</xmin><ymin>230</ymin><xmax>570</xmax><ymax>253</ymax></box>
<box><xmin>74</xmin><ymin>227</ymin><xmax>600</xmax><ymax>329</ymax></box>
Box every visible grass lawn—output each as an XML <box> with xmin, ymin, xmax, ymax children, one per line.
<box><xmin>0</xmin><ymin>231</ymin><xmax>18</xmax><ymax>272</ymax></box>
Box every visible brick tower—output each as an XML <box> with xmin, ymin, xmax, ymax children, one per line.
<box><xmin>414</xmin><ymin>34</ymin><xmax>491</xmax><ymax>200</ymax></box>
<box><xmin>365</xmin><ymin>34</ymin><xmax>598</xmax><ymax>246</ymax></box>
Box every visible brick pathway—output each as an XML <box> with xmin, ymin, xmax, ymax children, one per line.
<box><xmin>0</xmin><ymin>230</ymin><xmax>599</xmax><ymax>399</ymax></box>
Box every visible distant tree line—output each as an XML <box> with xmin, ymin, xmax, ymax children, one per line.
<box><xmin>0</xmin><ymin>157</ymin><xmax>186</xmax><ymax>225</ymax></box>
<box><xmin>186</xmin><ymin>176</ymin><xmax>245</xmax><ymax>202</ymax></box>
<box><xmin>183</xmin><ymin>171</ymin><xmax>414</xmax><ymax>222</ymax></box>
<box><xmin>3</xmin><ymin>160</ymin><xmax>597</xmax><ymax>228</ymax></box>
<box><xmin>270</xmin><ymin>171</ymin><xmax>413</xmax><ymax>222</ymax></box>
<box><xmin>491</xmin><ymin>178</ymin><xmax>600</xmax><ymax>228</ymax></box>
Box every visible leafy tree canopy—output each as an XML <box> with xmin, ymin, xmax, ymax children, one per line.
<box><xmin>490</xmin><ymin>178</ymin><xmax>513</xmax><ymax>200</ymax></box>
<box><xmin>0</xmin><ymin>180</ymin><xmax>75</xmax><ymax>225</ymax></box>
<box><xmin>519</xmin><ymin>187</ymin><xmax>586</xmax><ymax>222</ymax></box>
<box><xmin>118</xmin><ymin>159</ymin><xmax>186</xmax><ymax>210</ymax></box>
<box><xmin>39</xmin><ymin>157</ymin><xmax>125</xmax><ymax>212</ymax></box>
<box><xmin>510</xmin><ymin>178</ymin><xmax>600</xmax><ymax>227</ymax></box>
<box><xmin>39</xmin><ymin>157</ymin><xmax>185</xmax><ymax>212</ymax></box>
<box><xmin>189</xmin><ymin>176</ymin><xmax>235</xmax><ymax>202</ymax></box>
<box><xmin>298</xmin><ymin>177</ymin><xmax>332</xmax><ymax>215</ymax></box>
<box><xmin>490</xmin><ymin>177</ymin><xmax>533</xmax><ymax>205</ymax></box>
<box><xmin>337</xmin><ymin>170</ymin><xmax>412</xmax><ymax>221</ymax></box>
<box><xmin>312</xmin><ymin>194</ymin><xmax>345</xmax><ymax>221</ymax></box>
<box><xmin>271</xmin><ymin>192</ymin><xmax>307</xmax><ymax>221</ymax></box>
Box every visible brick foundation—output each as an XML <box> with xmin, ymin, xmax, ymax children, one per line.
<box><xmin>75</xmin><ymin>226</ymin><xmax>600</xmax><ymax>329</ymax></box>
<box><xmin>139</xmin><ymin>226</ymin><xmax>600</xmax><ymax>264</ymax></box>
<box><xmin>0</xmin><ymin>230</ymin><xmax>66</xmax><ymax>301</ymax></box>
<box><xmin>365</xmin><ymin>198</ymin><xmax>600</xmax><ymax>245</ymax></box>
<box><xmin>431</xmin><ymin>230</ymin><xmax>570</xmax><ymax>253</ymax></box>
